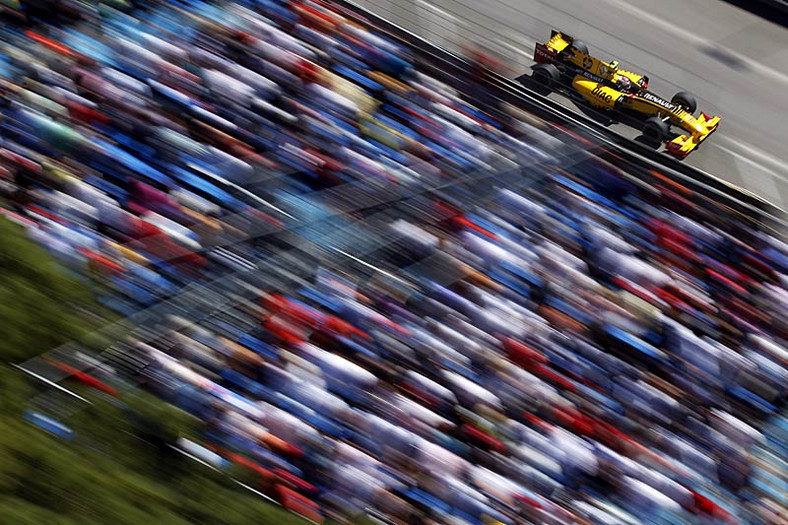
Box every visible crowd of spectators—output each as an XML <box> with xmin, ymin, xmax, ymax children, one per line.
<box><xmin>1</xmin><ymin>1</ymin><xmax>786</xmax><ymax>524</ymax></box>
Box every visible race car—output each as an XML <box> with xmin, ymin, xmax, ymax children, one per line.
<box><xmin>526</xmin><ymin>31</ymin><xmax>720</xmax><ymax>158</ymax></box>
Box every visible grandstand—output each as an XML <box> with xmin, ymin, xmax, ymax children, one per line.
<box><xmin>2</xmin><ymin>1</ymin><xmax>786</xmax><ymax>524</ymax></box>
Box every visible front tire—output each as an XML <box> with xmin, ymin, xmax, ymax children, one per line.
<box><xmin>642</xmin><ymin>117</ymin><xmax>670</xmax><ymax>144</ymax></box>
<box><xmin>532</xmin><ymin>63</ymin><xmax>561</xmax><ymax>89</ymax></box>
<box><xmin>671</xmin><ymin>91</ymin><xmax>697</xmax><ymax>114</ymax></box>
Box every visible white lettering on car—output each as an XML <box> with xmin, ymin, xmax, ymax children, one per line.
<box><xmin>639</xmin><ymin>92</ymin><xmax>685</xmax><ymax>116</ymax></box>
<box><xmin>535</xmin><ymin>48</ymin><xmax>553</xmax><ymax>60</ymax></box>
<box><xmin>642</xmin><ymin>92</ymin><xmax>672</xmax><ymax>109</ymax></box>
<box><xmin>575</xmin><ymin>68</ymin><xmax>606</xmax><ymax>83</ymax></box>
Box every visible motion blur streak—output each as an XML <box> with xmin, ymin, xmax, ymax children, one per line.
<box><xmin>0</xmin><ymin>1</ymin><xmax>785</xmax><ymax>525</ymax></box>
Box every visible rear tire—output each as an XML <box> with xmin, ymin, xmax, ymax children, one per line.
<box><xmin>671</xmin><ymin>91</ymin><xmax>697</xmax><ymax>114</ymax></box>
<box><xmin>532</xmin><ymin>63</ymin><xmax>561</xmax><ymax>89</ymax></box>
<box><xmin>571</xmin><ymin>40</ymin><xmax>588</xmax><ymax>55</ymax></box>
<box><xmin>642</xmin><ymin>117</ymin><xmax>669</xmax><ymax>144</ymax></box>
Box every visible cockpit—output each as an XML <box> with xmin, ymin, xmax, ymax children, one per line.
<box><xmin>615</xmin><ymin>75</ymin><xmax>637</xmax><ymax>94</ymax></box>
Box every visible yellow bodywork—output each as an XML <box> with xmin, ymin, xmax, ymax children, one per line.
<box><xmin>572</xmin><ymin>77</ymin><xmax>619</xmax><ymax>109</ymax></box>
<box><xmin>541</xmin><ymin>31</ymin><xmax>720</xmax><ymax>156</ymax></box>
<box><xmin>666</xmin><ymin>112</ymin><xmax>721</xmax><ymax>157</ymax></box>
<box><xmin>545</xmin><ymin>32</ymin><xmax>646</xmax><ymax>87</ymax></box>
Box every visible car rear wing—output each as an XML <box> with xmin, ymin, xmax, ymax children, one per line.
<box><xmin>534</xmin><ymin>30</ymin><xmax>570</xmax><ymax>63</ymax></box>
<box><xmin>534</xmin><ymin>42</ymin><xmax>558</xmax><ymax>63</ymax></box>
<box><xmin>551</xmin><ymin>30</ymin><xmax>575</xmax><ymax>43</ymax></box>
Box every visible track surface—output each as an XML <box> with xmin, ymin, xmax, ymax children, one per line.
<box><xmin>353</xmin><ymin>0</ymin><xmax>788</xmax><ymax>213</ymax></box>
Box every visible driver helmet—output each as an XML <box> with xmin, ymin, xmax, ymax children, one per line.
<box><xmin>617</xmin><ymin>76</ymin><xmax>632</xmax><ymax>92</ymax></box>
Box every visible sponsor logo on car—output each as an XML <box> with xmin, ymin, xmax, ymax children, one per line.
<box><xmin>641</xmin><ymin>92</ymin><xmax>676</xmax><ymax>110</ymax></box>
<box><xmin>582</xmin><ymin>56</ymin><xmax>593</xmax><ymax>69</ymax></box>
<box><xmin>591</xmin><ymin>84</ymin><xmax>613</xmax><ymax>104</ymax></box>
<box><xmin>573</xmin><ymin>68</ymin><xmax>606</xmax><ymax>84</ymax></box>
<box><xmin>534</xmin><ymin>44</ymin><xmax>555</xmax><ymax>62</ymax></box>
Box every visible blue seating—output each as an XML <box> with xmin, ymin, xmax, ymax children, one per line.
<box><xmin>219</xmin><ymin>370</ymin><xmax>275</xmax><ymax>402</ymax></box>
<box><xmin>3</xmin><ymin>123</ymin><xmax>59</xmax><ymax>156</ymax></box>
<box><xmin>219</xmin><ymin>368</ymin><xmax>249</xmax><ymax>388</ymax></box>
<box><xmin>84</xmin><ymin>158</ymin><xmax>131</xmax><ymax>186</ymax></box>
<box><xmin>762</xmin><ymin>247</ymin><xmax>788</xmax><ymax>272</ymax></box>
<box><xmin>363</xmin><ymin>137</ymin><xmax>408</xmax><ymax>164</ymax></box>
<box><xmin>248</xmin><ymin>445</ymin><xmax>304</xmax><ymax>476</ymax></box>
<box><xmin>604</xmin><ymin>324</ymin><xmax>668</xmax><ymax>362</ymax></box>
<box><xmin>379</xmin><ymin>102</ymin><xmax>415</xmax><ymax>124</ymax></box>
<box><xmin>96</xmin><ymin>295</ymin><xmax>138</xmax><ymax>316</ymax></box>
<box><xmin>94</xmin><ymin>138</ymin><xmax>175</xmax><ymax>188</ymax></box>
<box><xmin>110</xmin><ymin>276</ymin><xmax>156</xmax><ymax>305</ymax></box>
<box><xmin>84</xmin><ymin>174</ymin><xmax>128</xmax><ymax>202</ymax></box>
<box><xmin>254</xmin><ymin>0</ymin><xmax>299</xmax><ymax>24</ymax></box>
<box><xmin>728</xmin><ymin>387</ymin><xmax>777</xmax><ymax>415</ymax></box>
<box><xmin>544</xmin><ymin>296</ymin><xmax>593</xmax><ymax>326</ymax></box>
<box><xmin>451</xmin><ymin>509</ymin><xmax>482</xmax><ymax>525</ymax></box>
<box><xmin>168</xmin><ymin>165</ymin><xmax>245</xmax><ymax>209</ymax></box>
<box><xmin>465</xmin><ymin>213</ymin><xmax>511</xmax><ymax>239</ymax></box>
<box><xmin>23</xmin><ymin>411</ymin><xmax>74</xmax><ymax>440</ymax></box>
<box><xmin>489</xmin><ymin>270</ymin><xmax>531</xmax><ymax>299</ymax></box>
<box><xmin>237</xmin><ymin>334</ymin><xmax>279</xmax><ymax>361</ymax></box>
<box><xmin>297</xmin><ymin>286</ymin><xmax>345</xmax><ymax>315</ymax></box>
<box><xmin>334</xmin><ymin>65</ymin><xmax>383</xmax><ymax>93</ymax></box>
<box><xmin>151</xmin><ymin>262</ymin><xmax>192</xmax><ymax>286</ymax></box>
<box><xmin>499</xmin><ymin>261</ymin><xmax>544</xmax><ymax>289</ymax></box>
<box><xmin>61</xmin><ymin>28</ymin><xmax>117</xmax><ymax>65</ymax></box>
<box><xmin>554</xmin><ymin>174</ymin><xmax>616</xmax><ymax>209</ymax></box>
<box><xmin>376</xmin><ymin>114</ymin><xmax>419</xmax><ymax>140</ymax></box>
<box><xmin>332</xmin><ymin>46</ymin><xmax>371</xmax><ymax>71</ymax></box>
<box><xmin>400</xmin><ymin>488</ymin><xmax>452</xmax><ymax>515</ymax></box>
<box><xmin>458</xmin><ymin>103</ymin><xmax>502</xmax><ymax>129</ymax></box>
<box><xmin>205</xmin><ymin>319</ymin><xmax>244</xmax><ymax>341</ymax></box>
<box><xmin>334</xmin><ymin>335</ymin><xmax>379</xmax><ymax>361</ymax></box>
<box><xmin>424</xmin><ymin>140</ymin><xmax>471</xmax><ymax>171</ymax></box>
<box><xmin>346</xmin><ymin>429</ymin><xmax>381</xmax><ymax>456</ymax></box>
<box><xmin>442</xmin><ymin>359</ymin><xmax>479</xmax><ymax>383</ymax></box>
<box><xmin>577</xmin><ymin>384</ymin><xmax>625</xmax><ymax>414</ymax></box>
<box><xmin>272</xmin><ymin>394</ymin><xmax>349</xmax><ymax>439</ymax></box>
<box><xmin>103</xmin><ymin>129</ymin><xmax>158</xmax><ymax>160</ymax></box>
<box><xmin>432</xmin><ymin>431</ymin><xmax>471</xmax><ymax>457</ymax></box>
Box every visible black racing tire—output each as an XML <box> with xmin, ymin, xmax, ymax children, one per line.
<box><xmin>671</xmin><ymin>91</ymin><xmax>697</xmax><ymax>114</ymax></box>
<box><xmin>571</xmin><ymin>40</ymin><xmax>588</xmax><ymax>55</ymax></box>
<box><xmin>642</xmin><ymin>117</ymin><xmax>670</xmax><ymax>143</ymax></box>
<box><xmin>532</xmin><ymin>63</ymin><xmax>561</xmax><ymax>89</ymax></box>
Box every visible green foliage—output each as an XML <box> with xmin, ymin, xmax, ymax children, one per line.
<box><xmin>0</xmin><ymin>400</ymin><xmax>305</xmax><ymax>525</ymax></box>
<box><xmin>0</xmin><ymin>218</ymin><xmax>96</xmax><ymax>364</ymax></box>
<box><xmin>0</xmin><ymin>218</ymin><xmax>310</xmax><ymax>525</ymax></box>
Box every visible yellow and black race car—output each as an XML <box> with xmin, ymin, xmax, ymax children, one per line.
<box><xmin>527</xmin><ymin>31</ymin><xmax>720</xmax><ymax>158</ymax></box>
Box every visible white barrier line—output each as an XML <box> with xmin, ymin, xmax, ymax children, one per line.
<box><xmin>12</xmin><ymin>364</ymin><xmax>92</xmax><ymax>404</ymax></box>
<box><xmin>415</xmin><ymin>0</ymin><xmax>459</xmax><ymax>22</ymax></box>
<box><xmin>170</xmin><ymin>446</ymin><xmax>323</xmax><ymax>525</ymax></box>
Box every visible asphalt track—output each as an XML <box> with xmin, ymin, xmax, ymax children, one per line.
<box><xmin>351</xmin><ymin>0</ymin><xmax>788</xmax><ymax>214</ymax></box>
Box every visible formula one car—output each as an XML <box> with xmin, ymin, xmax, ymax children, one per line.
<box><xmin>526</xmin><ymin>31</ymin><xmax>720</xmax><ymax>158</ymax></box>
